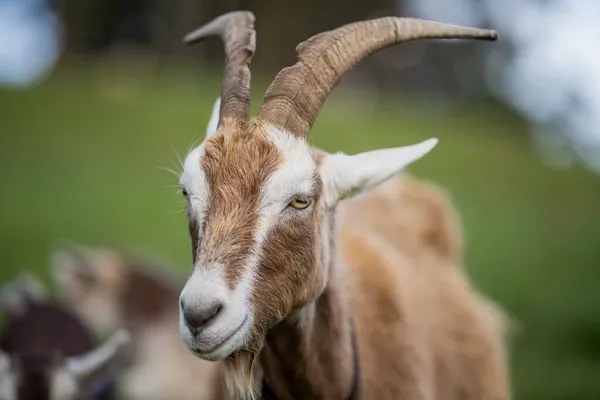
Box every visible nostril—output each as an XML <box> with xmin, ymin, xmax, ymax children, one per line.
<box><xmin>183</xmin><ymin>302</ymin><xmax>224</xmax><ymax>332</ymax></box>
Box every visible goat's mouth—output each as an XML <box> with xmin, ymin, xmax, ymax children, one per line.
<box><xmin>190</xmin><ymin>314</ymin><xmax>250</xmax><ymax>361</ymax></box>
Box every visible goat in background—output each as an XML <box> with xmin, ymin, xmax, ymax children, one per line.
<box><xmin>175</xmin><ymin>11</ymin><xmax>512</xmax><ymax>400</ymax></box>
<box><xmin>0</xmin><ymin>273</ymin><xmax>129</xmax><ymax>400</ymax></box>
<box><xmin>51</xmin><ymin>242</ymin><xmax>223</xmax><ymax>400</ymax></box>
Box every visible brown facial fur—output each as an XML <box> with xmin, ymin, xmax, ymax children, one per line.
<box><xmin>194</xmin><ymin>119</ymin><xmax>281</xmax><ymax>289</ymax></box>
<box><xmin>246</xmin><ymin>178</ymin><xmax>324</xmax><ymax>354</ymax></box>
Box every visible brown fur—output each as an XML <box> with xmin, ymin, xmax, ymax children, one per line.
<box><xmin>340</xmin><ymin>183</ymin><xmax>511</xmax><ymax>399</ymax></box>
<box><xmin>52</xmin><ymin>247</ymin><xmax>223</xmax><ymax>400</ymax></box>
<box><xmin>182</xmin><ymin>120</ymin><xmax>510</xmax><ymax>399</ymax></box>
<box><xmin>197</xmin><ymin>119</ymin><xmax>281</xmax><ymax>289</ymax></box>
<box><xmin>348</xmin><ymin>175</ymin><xmax>464</xmax><ymax>265</ymax></box>
<box><xmin>248</xmin><ymin>176</ymin><xmax>510</xmax><ymax>399</ymax></box>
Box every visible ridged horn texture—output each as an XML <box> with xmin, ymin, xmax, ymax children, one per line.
<box><xmin>184</xmin><ymin>11</ymin><xmax>256</xmax><ymax>126</ymax></box>
<box><xmin>259</xmin><ymin>17</ymin><xmax>498</xmax><ymax>137</ymax></box>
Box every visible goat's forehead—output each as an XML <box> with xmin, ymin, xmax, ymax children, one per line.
<box><xmin>181</xmin><ymin>126</ymin><xmax>317</xmax><ymax>195</ymax></box>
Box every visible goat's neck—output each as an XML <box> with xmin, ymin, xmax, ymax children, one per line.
<box><xmin>260</xmin><ymin>213</ymin><xmax>355</xmax><ymax>399</ymax></box>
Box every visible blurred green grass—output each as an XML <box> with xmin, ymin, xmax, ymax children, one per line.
<box><xmin>1</xmin><ymin>63</ymin><xmax>600</xmax><ymax>399</ymax></box>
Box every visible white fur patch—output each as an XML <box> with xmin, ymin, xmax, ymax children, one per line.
<box><xmin>179</xmin><ymin>266</ymin><xmax>252</xmax><ymax>361</ymax></box>
<box><xmin>223</xmin><ymin>355</ymin><xmax>258</xmax><ymax>400</ymax></box>
<box><xmin>262</xmin><ymin>125</ymin><xmax>318</xmax><ymax>214</ymax></box>
<box><xmin>180</xmin><ymin>145</ymin><xmax>211</xmax><ymax>231</ymax></box>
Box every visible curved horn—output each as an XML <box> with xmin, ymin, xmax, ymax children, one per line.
<box><xmin>259</xmin><ymin>17</ymin><xmax>498</xmax><ymax>137</ymax></box>
<box><xmin>184</xmin><ymin>11</ymin><xmax>256</xmax><ymax>127</ymax></box>
<box><xmin>65</xmin><ymin>329</ymin><xmax>130</xmax><ymax>379</ymax></box>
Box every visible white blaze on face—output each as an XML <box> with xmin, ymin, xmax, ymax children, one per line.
<box><xmin>260</xmin><ymin>125</ymin><xmax>318</xmax><ymax>223</ymax></box>
<box><xmin>180</xmin><ymin>145</ymin><xmax>211</xmax><ymax>227</ymax></box>
<box><xmin>179</xmin><ymin>139</ymin><xmax>254</xmax><ymax>360</ymax></box>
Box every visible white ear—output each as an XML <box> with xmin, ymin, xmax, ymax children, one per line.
<box><xmin>320</xmin><ymin>138</ymin><xmax>438</xmax><ymax>207</ymax></box>
<box><xmin>205</xmin><ymin>97</ymin><xmax>221</xmax><ymax>138</ymax></box>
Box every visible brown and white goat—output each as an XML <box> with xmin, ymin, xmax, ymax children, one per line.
<box><xmin>50</xmin><ymin>242</ymin><xmax>223</xmax><ymax>400</ymax></box>
<box><xmin>176</xmin><ymin>11</ymin><xmax>511</xmax><ymax>400</ymax></box>
<box><xmin>0</xmin><ymin>273</ymin><xmax>129</xmax><ymax>400</ymax></box>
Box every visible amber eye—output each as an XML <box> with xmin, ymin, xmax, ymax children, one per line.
<box><xmin>289</xmin><ymin>198</ymin><xmax>311</xmax><ymax>210</ymax></box>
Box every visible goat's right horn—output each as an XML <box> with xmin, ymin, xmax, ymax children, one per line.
<box><xmin>65</xmin><ymin>329</ymin><xmax>130</xmax><ymax>379</ymax></box>
<box><xmin>184</xmin><ymin>11</ymin><xmax>256</xmax><ymax>129</ymax></box>
<box><xmin>259</xmin><ymin>17</ymin><xmax>498</xmax><ymax>138</ymax></box>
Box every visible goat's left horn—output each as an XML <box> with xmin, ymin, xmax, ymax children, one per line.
<box><xmin>65</xmin><ymin>329</ymin><xmax>130</xmax><ymax>378</ymax></box>
<box><xmin>184</xmin><ymin>11</ymin><xmax>256</xmax><ymax>128</ymax></box>
<box><xmin>259</xmin><ymin>17</ymin><xmax>498</xmax><ymax>138</ymax></box>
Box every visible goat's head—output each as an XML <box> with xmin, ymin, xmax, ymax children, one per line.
<box><xmin>0</xmin><ymin>328</ymin><xmax>129</xmax><ymax>400</ymax></box>
<box><xmin>51</xmin><ymin>242</ymin><xmax>177</xmax><ymax>335</ymax></box>
<box><xmin>50</xmin><ymin>243</ymin><xmax>127</xmax><ymax>337</ymax></box>
<box><xmin>177</xmin><ymin>10</ymin><xmax>497</xmax><ymax>367</ymax></box>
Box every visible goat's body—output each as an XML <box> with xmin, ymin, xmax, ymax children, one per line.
<box><xmin>337</xmin><ymin>175</ymin><xmax>510</xmax><ymax>399</ymax></box>
<box><xmin>120</xmin><ymin>306</ymin><xmax>222</xmax><ymax>400</ymax></box>
<box><xmin>1</xmin><ymin>300</ymin><xmax>96</xmax><ymax>358</ymax></box>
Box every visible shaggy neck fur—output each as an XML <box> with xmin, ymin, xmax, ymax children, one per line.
<box><xmin>249</xmin><ymin>212</ymin><xmax>356</xmax><ymax>399</ymax></box>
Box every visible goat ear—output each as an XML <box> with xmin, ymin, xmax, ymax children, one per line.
<box><xmin>0</xmin><ymin>271</ymin><xmax>46</xmax><ymax>314</ymax></box>
<box><xmin>50</xmin><ymin>241</ymin><xmax>97</xmax><ymax>288</ymax></box>
<box><xmin>320</xmin><ymin>138</ymin><xmax>438</xmax><ymax>208</ymax></box>
<box><xmin>205</xmin><ymin>97</ymin><xmax>221</xmax><ymax>139</ymax></box>
<box><xmin>65</xmin><ymin>329</ymin><xmax>130</xmax><ymax>380</ymax></box>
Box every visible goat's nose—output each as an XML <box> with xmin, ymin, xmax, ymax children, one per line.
<box><xmin>181</xmin><ymin>300</ymin><xmax>223</xmax><ymax>333</ymax></box>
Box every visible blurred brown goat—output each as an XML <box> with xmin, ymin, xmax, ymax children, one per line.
<box><xmin>50</xmin><ymin>243</ymin><xmax>223</xmax><ymax>400</ymax></box>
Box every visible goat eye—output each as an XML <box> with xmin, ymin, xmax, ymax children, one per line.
<box><xmin>181</xmin><ymin>188</ymin><xmax>189</xmax><ymax>198</ymax></box>
<box><xmin>289</xmin><ymin>198</ymin><xmax>311</xmax><ymax>210</ymax></box>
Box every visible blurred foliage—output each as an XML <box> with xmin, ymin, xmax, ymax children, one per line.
<box><xmin>1</xmin><ymin>62</ymin><xmax>600</xmax><ymax>400</ymax></box>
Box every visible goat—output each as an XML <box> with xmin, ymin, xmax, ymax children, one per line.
<box><xmin>175</xmin><ymin>11</ymin><xmax>511</xmax><ymax>400</ymax></box>
<box><xmin>50</xmin><ymin>242</ymin><xmax>223</xmax><ymax>400</ymax></box>
<box><xmin>0</xmin><ymin>273</ymin><xmax>129</xmax><ymax>400</ymax></box>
